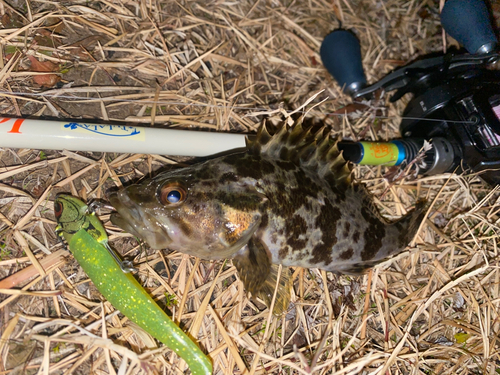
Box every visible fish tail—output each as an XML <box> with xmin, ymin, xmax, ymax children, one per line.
<box><xmin>397</xmin><ymin>200</ymin><xmax>427</xmax><ymax>244</ymax></box>
<box><xmin>335</xmin><ymin>201</ymin><xmax>427</xmax><ymax>275</ymax></box>
<box><xmin>328</xmin><ymin>200</ymin><xmax>428</xmax><ymax>276</ymax></box>
<box><xmin>382</xmin><ymin>200</ymin><xmax>427</xmax><ymax>260</ymax></box>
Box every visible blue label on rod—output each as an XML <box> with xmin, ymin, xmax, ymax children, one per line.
<box><xmin>63</xmin><ymin>123</ymin><xmax>144</xmax><ymax>140</ymax></box>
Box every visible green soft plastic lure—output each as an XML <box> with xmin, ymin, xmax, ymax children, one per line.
<box><xmin>54</xmin><ymin>194</ymin><xmax>212</xmax><ymax>375</ymax></box>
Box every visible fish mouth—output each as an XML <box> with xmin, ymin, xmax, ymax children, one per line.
<box><xmin>108</xmin><ymin>189</ymin><xmax>173</xmax><ymax>249</ymax></box>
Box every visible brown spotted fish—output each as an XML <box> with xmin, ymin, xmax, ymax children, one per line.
<box><xmin>108</xmin><ymin>123</ymin><xmax>426</xmax><ymax>312</ymax></box>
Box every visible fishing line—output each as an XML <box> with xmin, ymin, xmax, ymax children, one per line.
<box><xmin>0</xmin><ymin>89</ymin><xmax>475</xmax><ymax>125</ymax></box>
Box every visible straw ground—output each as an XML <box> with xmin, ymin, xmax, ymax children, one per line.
<box><xmin>1</xmin><ymin>0</ymin><xmax>499</xmax><ymax>374</ymax></box>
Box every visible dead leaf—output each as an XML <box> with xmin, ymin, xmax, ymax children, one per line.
<box><xmin>28</xmin><ymin>55</ymin><xmax>61</xmax><ymax>87</ymax></box>
<box><xmin>28</xmin><ymin>55</ymin><xmax>56</xmax><ymax>72</ymax></box>
<box><xmin>1</xmin><ymin>13</ymin><xmax>24</xmax><ymax>28</ymax></box>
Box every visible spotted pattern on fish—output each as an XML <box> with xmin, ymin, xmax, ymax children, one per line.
<box><xmin>108</xmin><ymin>123</ymin><xmax>426</xmax><ymax>310</ymax></box>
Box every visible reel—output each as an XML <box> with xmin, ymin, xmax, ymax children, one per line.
<box><xmin>320</xmin><ymin>0</ymin><xmax>500</xmax><ymax>185</ymax></box>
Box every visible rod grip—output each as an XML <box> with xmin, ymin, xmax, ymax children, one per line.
<box><xmin>441</xmin><ymin>0</ymin><xmax>497</xmax><ymax>54</ymax></box>
<box><xmin>320</xmin><ymin>30</ymin><xmax>367</xmax><ymax>96</ymax></box>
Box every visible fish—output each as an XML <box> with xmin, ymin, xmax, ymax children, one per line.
<box><xmin>108</xmin><ymin>123</ymin><xmax>427</xmax><ymax>312</ymax></box>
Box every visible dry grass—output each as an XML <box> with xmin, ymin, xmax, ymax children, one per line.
<box><xmin>0</xmin><ymin>0</ymin><xmax>499</xmax><ymax>374</ymax></box>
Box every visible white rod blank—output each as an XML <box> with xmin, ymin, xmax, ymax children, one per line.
<box><xmin>0</xmin><ymin>117</ymin><xmax>247</xmax><ymax>157</ymax></box>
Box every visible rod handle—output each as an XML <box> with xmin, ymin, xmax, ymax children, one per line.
<box><xmin>320</xmin><ymin>30</ymin><xmax>367</xmax><ymax>96</ymax></box>
<box><xmin>441</xmin><ymin>0</ymin><xmax>497</xmax><ymax>54</ymax></box>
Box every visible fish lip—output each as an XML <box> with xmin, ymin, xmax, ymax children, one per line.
<box><xmin>107</xmin><ymin>190</ymin><xmax>144</xmax><ymax>227</ymax></box>
<box><xmin>107</xmin><ymin>190</ymin><xmax>126</xmax><ymax>211</ymax></box>
<box><xmin>107</xmin><ymin>189</ymin><xmax>173</xmax><ymax>246</ymax></box>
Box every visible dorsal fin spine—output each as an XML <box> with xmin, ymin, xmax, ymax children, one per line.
<box><xmin>248</xmin><ymin>122</ymin><xmax>352</xmax><ymax>188</ymax></box>
<box><xmin>258</xmin><ymin>122</ymin><xmax>272</xmax><ymax>144</ymax></box>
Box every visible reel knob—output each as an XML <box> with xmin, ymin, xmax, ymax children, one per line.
<box><xmin>320</xmin><ymin>30</ymin><xmax>367</xmax><ymax>96</ymax></box>
<box><xmin>441</xmin><ymin>0</ymin><xmax>497</xmax><ymax>54</ymax></box>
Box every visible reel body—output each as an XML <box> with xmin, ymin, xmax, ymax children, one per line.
<box><xmin>320</xmin><ymin>0</ymin><xmax>500</xmax><ymax>185</ymax></box>
<box><xmin>400</xmin><ymin>62</ymin><xmax>500</xmax><ymax>185</ymax></box>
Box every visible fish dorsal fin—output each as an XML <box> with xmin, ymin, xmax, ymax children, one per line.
<box><xmin>247</xmin><ymin>121</ymin><xmax>352</xmax><ymax>188</ymax></box>
<box><xmin>247</xmin><ymin>121</ymin><xmax>272</xmax><ymax>155</ymax></box>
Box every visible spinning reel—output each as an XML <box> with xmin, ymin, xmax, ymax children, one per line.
<box><xmin>320</xmin><ymin>0</ymin><xmax>500</xmax><ymax>185</ymax></box>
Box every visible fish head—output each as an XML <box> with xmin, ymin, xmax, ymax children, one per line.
<box><xmin>108</xmin><ymin>162</ymin><xmax>266</xmax><ymax>260</ymax></box>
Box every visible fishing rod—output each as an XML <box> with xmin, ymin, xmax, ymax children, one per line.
<box><xmin>0</xmin><ymin>117</ymin><xmax>246</xmax><ymax>157</ymax></box>
<box><xmin>321</xmin><ymin>0</ymin><xmax>500</xmax><ymax>185</ymax></box>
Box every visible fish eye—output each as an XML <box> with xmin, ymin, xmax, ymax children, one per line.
<box><xmin>158</xmin><ymin>182</ymin><xmax>187</xmax><ymax>206</ymax></box>
<box><xmin>167</xmin><ymin>190</ymin><xmax>181</xmax><ymax>203</ymax></box>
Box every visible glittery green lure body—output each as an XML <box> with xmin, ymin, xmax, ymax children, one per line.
<box><xmin>54</xmin><ymin>194</ymin><xmax>212</xmax><ymax>375</ymax></box>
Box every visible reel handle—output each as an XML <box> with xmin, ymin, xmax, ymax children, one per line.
<box><xmin>441</xmin><ymin>0</ymin><xmax>497</xmax><ymax>54</ymax></box>
<box><xmin>320</xmin><ymin>30</ymin><xmax>367</xmax><ymax>96</ymax></box>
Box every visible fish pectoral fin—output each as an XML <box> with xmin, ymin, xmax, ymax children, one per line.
<box><xmin>233</xmin><ymin>237</ymin><xmax>291</xmax><ymax>315</ymax></box>
<box><xmin>255</xmin><ymin>264</ymin><xmax>291</xmax><ymax>316</ymax></box>
<box><xmin>233</xmin><ymin>237</ymin><xmax>271</xmax><ymax>296</ymax></box>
